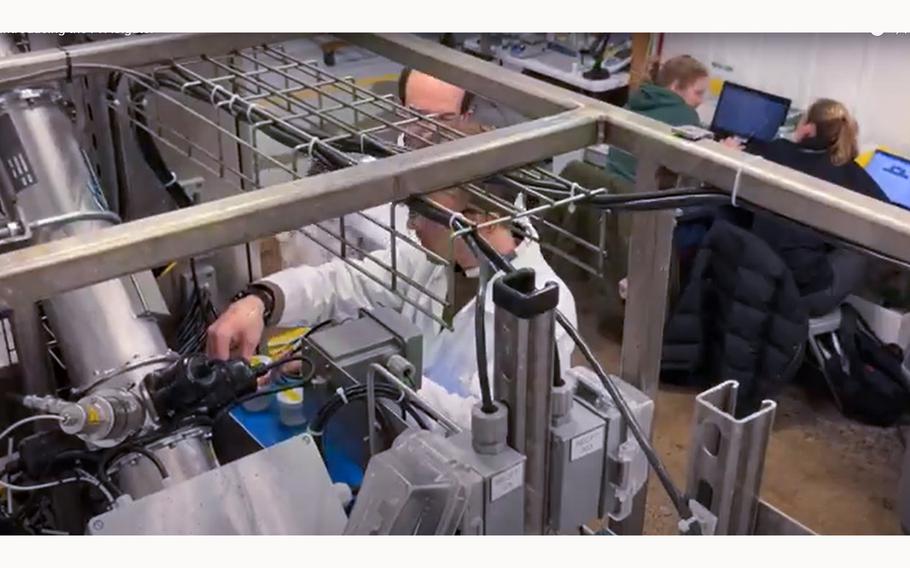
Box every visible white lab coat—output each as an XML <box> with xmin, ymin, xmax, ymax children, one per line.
<box><xmin>262</xmin><ymin>223</ymin><xmax>578</xmax><ymax>430</ymax></box>
<box><xmin>265</xmin><ymin>154</ymin><xmax>412</xmax><ymax>269</ymax></box>
<box><xmin>275</xmin><ymin>203</ymin><xmax>412</xmax><ymax>269</ymax></box>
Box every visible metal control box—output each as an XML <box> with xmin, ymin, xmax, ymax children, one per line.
<box><xmin>548</xmin><ymin>401</ymin><xmax>606</xmax><ymax>532</ymax></box>
<box><xmin>307</xmin><ymin>307</ymin><xmax>424</xmax><ymax>388</ymax></box>
<box><xmin>345</xmin><ymin>429</ymin><xmax>525</xmax><ymax>535</ymax></box>
<box><xmin>569</xmin><ymin>366</ymin><xmax>654</xmax><ymax>522</ymax></box>
<box><xmin>447</xmin><ymin>431</ymin><xmax>526</xmax><ymax>535</ymax></box>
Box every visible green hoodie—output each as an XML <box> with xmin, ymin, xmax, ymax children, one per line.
<box><xmin>605</xmin><ymin>83</ymin><xmax>701</xmax><ymax>182</ymax></box>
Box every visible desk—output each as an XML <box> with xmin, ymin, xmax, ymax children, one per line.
<box><xmin>463</xmin><ymin>37</ymin><xmax>629</xmax><ymax>100</ymax></box>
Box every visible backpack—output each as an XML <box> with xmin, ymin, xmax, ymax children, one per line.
<box><xmin>819</xmin><ymin>304</ymin><xmax>910</xmax><ymax>427</ymax></box>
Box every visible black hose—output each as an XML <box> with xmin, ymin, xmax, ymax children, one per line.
<box><xmin>106</xmin><ymin>72</ymin><xmax>129</xmax><ymax>217</ymax></box>
<box><xmin>587</xmin><ymin>190</ymin><xmax>729</xmax><ymax>211</ymax></box>
<box><xmin>211</xmin><ymin>359</ymin><xmax>316</xmax><ymax>425</ymax></box>
<box><xmin>119</xmin><ymin>445</ymin><xmax>169</xmax><ymax>481</ymax></box>
<box><xmin>128</xmin><ymin>83</ymin><xmax>194</xmax><ymax>209</ymax></box>
<box><xmin>96</xmin><ymin>449</ymin><xmax>126</xmax><ymax>498</ymax></box>
<box><xmin>275</xmin><ymin>319</ymin><xmax>334</xmax><ymax>360</ymax></box>
<box><xmin>472</xmin><ymin>263</ymin><xmax>496</xmax><ymax>414</ymax></box>
<box><xmin>309</xmin><ymin>384</ymin><xmax>425</xmax><ymax>455</ymax></box>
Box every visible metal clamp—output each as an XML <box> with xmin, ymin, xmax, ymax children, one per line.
<box><xmin>0</xmin><ymin>206</ymin><xmax>32</xmax><ymax>246</ymax></box>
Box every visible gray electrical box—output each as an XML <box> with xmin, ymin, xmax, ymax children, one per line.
<box><xmin>307</xmin><ymin>307</ymin><xmax>424</xmax><ymax>388</ymax></box>
<box><xmin>569</xmin><ymin>366</ymin><xmax>654</xmax><ymax>522</ymax></box>
<box><xmin>345</xmin><ymin>429</ymin><xmax>524</xmax><ymax>535</ymax></box>
<box><xmin>447</xmin><ymin>431</ymin><xmax>526</xmax><ymax>535</ymax></box>
<box><xmin>548</xmin><ymin>400</ymin><xmax>606</xmax><ymax>533</ymax></box>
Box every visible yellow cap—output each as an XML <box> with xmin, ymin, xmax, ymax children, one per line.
<box><xmin>278</xmin><ymin>388</ymin><xmax>304</xmax><ymax>404</ymax></box>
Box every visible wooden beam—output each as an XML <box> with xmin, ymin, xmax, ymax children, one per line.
<box><xmin>629</xmin><ymin>33</ymin><xmax>653</xmax><ymax>92</ymax></box>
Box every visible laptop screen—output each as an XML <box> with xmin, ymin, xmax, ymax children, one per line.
<box><xmin>866</xmin><ymin>150</ymin><xmax>910</xmax><ymax>209</ymax></box>
<box><xmin>711</xmin><ymin>82</ymin><xmax>791</xmax><ymax>142</ymax></box>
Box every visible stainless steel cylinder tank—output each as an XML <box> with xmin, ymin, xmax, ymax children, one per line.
<box><xmin>0</xmin><ymin>34</ymin><xmax>217</xmax><ymax>499</ymax></box>
<box><xmin>1</xmin><ymin>88</ymin><xmax>174</xmax><ymax>392</ymax></box>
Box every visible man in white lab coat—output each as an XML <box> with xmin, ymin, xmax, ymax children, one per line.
<box><xmin>274</xmin><ymin>69</ymin><xmax>475</xmax><ymax>269</ymax></box>
<box><xmin>206</xmin><ymin>187</ymin><xmax>578</xmax><ymax>429</ymax></box>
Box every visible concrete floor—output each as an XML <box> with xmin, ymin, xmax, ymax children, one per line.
<box><xmin>569</xmin><ymin>278</ymin><xmax>906</xmax><ymax>535</ymax></box>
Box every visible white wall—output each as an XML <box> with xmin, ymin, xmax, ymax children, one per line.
<box><xmin>661</xmin><ymin>34</ymin><xmax>910</xmax><ymax>157</ymax></box>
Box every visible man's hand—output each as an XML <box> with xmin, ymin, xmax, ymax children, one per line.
<box><xmin>720</xmin><ymin>136</ymin><xmax>745</xmax><ymax>150</ymax></box>
<box><xmin>206</xmin><ymin>295</ymin><xmax>266</xmax><ymax>360</ymax></box>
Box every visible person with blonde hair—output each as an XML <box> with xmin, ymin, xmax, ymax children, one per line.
<box><xmin>758</xmin><ymin>98</ymin><xmax>884</xmax><ymax>187</ymax></box>
<box><xmin>586</xmin><ymin>55</ymin><xmax>732</xmax><ymax>334</ymax></box>
<box><xmin>739</xmin><ymin>98</ymin><xmax>887</xmax><ymax>315</ymax></box>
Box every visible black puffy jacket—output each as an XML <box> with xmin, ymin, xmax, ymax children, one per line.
<box><xmin>746</xmin><ymin>138</ymin><xmax>888</xmax><ymax>296</ymax></box>
<box><xmin>662</xmin><ymin>220</ymin><xmax>808</xmax><ymax>415</ymax></box>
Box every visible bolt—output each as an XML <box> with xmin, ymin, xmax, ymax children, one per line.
<box><xmin>92</xmin><ymin>520</ymin><xmax>104</xmax><ymax>531</ymax></box>
<box><xmin>302</xmin><ymin>436</ymin><xmax>311</xmax><ymax>445</ymax></box>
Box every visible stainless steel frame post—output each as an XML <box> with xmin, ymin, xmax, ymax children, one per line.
<box><xmin>492</xmin><ymin>268</ymin><xmax>559</xmax><ymax>535</ymax></box>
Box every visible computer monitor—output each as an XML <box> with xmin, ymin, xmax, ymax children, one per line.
<box><xmin>710</xmin><ymin>82</ymin><xmax>791</xmax><ymax>142</ymax></box>
<box><xmin>866</xmin><ymin>149</ymin><xmax>910</xmax><ymax>209</ymax></box>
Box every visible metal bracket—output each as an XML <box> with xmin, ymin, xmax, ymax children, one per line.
<box><xmin>678</xmin><ymin>498</ymin><xmax>718</xmax><ymax>536</ymax></box>
<box><xmin>685</xmin><ymin>380</ymin><xmax>776</xmax><ymax>535</ymax></box>
<box><xmin>125</xmin><ymin>271</ymin><xmax>171</xmax><ymax>321</ymax></box>
<box><xmin>0</xmin><ymin>206</ymin><xmax>32</xmax><ymax>247</ymax></box>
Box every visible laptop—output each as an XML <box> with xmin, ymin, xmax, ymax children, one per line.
<box><xmin>710</xmin><ymin>81</ymin><xmax>792</xmax><ymax>143</ymax></box>
<box><xmin>865</xmin><ymin>149</ymin><xmax>910</xmax><ymax>209</ymax></box>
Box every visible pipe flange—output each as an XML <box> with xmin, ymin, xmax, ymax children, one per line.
<box><xmin>74</xmin><ymin>351</ymin><xmax>180</xmax><ymax>396</ymax></box>
<box><xmin>145</xmin><ymin>425</ymin><xmax>212</xmax><ymax>453</ymax></box>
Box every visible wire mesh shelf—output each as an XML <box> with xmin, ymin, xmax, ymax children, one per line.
<box><xmin>107</xmin><ymin>39</ymin><xmax>609</xmax><ymax>328</ymax></box>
